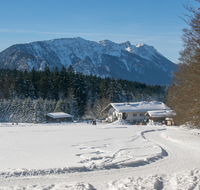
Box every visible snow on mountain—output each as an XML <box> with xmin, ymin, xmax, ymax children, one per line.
<box><xmin>135</xmin><ymin>43</ymin><xmax>163</xmax><ymax>60</ymax></box>
<box><xmin>0</xmin><ymin>37</ymin><xmax>176</xmax><ymax>85</ymax></box>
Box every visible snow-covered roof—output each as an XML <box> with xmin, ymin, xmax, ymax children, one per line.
<box><xmin>108</xmin><ymin>101</ymin><xmax>171</xmax><ymax>113</ymax></box>
<box><xmin>145</xmin><ymin>110</ymin><xmax>175</xmax><ymax>118</ymax></box>
<box><xmin>46</xmin><ymin>112</ymin><xmax>73</xmax><ymax>119</ymax></box>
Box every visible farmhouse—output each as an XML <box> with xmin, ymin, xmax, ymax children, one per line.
<box><xmin>102</xmin><ymin>101</ymin><xmax>174</xmax><ymax>124</ymax></box>
<box><xmin>46</xmin><ymin>112</ymin><xmax>73</xmax><ymax>123</ymax></box>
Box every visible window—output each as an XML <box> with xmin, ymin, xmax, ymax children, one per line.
<box><xmin>140</xmin><ymin>113</ymin><xmax>144</xmax><ymax>117</ymax></box>
<box><xmin>132</xmin><ymin>120</ymin><xmax>137</xmax><ymax>124</ymax></box>
<box><xmin>122</xmin><ymin>113</ymin><xmax>128</xmax><ymax>120</ymax></box>
<box><xmin>133</xmin><ymin>113</ymin><xmax>137</xmax><ymax>117</ymax></box>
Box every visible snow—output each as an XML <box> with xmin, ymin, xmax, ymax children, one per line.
<box><xmin>125</xmin><ymin>47</ymin><xmax>135</xmax><ymax>54</ymax></box>
<box><xmin>146</xmin><ymin>110</ymin><xmax>175</xmax><ymax>118</ymax></box>
<box><xmin>105</xmin><ymin>65</ymin><xmax>110</xmax><ymax>72</ymax></box>
<box><xmin>0</xmin><ymin>122</ymin><xmax>199</xmax><ymax>189</ymax></box>
<box><xmin>121</xmin><ymin>59</ymin><xmax>130</xmax><ymax>72</ymax></box>
<box><xmin>109</xmin><ymin>101</ymin><xmax>171</xmax><ymax>113</ymax></box>
<box><xmin>135</xmin><ymin>43</ymin><xmax>163</xmax><ymax>61</ymax></box>
<box><xmin>46</xmin><ymin>112</ymin><xmax>73</xmax><ymax>118</ymax></box>
<box><xmin>110</xmin><ymin>119</ymin><xmax>132</xmax><ymax>125</ymax></box>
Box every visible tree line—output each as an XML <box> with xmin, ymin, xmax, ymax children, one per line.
<box><xmin>0</xmin><ymin>65</ymin><xmax>166</xmax><ymax>122</ymax></box>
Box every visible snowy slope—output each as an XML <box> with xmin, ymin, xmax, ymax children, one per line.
<box><xmin>0</xmin><ymin>37</ymin><xmax>176</xmax><ymax>85</ymax></box>
<box><xmin>0</xmin><ymin>122</ymin><xmax>199</xmax><ymax>189</ymax></box>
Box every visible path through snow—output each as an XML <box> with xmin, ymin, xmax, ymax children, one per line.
<box><xmin>0</xmin><ymin>122</ymin><xmax>199</xmax><ymax>189</ymax></box>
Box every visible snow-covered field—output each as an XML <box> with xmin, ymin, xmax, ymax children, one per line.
<box><xmin>0</xmin><ymin>120</ymin><xmax>199</xmax><ymax>189</ymax></box>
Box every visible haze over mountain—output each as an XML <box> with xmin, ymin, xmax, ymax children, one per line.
<box><xmin>0</xmin><ymin>37</ymin><xmax>176</xmax><ymax>85</ymax></box>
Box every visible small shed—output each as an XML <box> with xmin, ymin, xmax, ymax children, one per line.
<box><xmin>46</xmin><ymin>112</ymin><xmax>73</xmax><ymax>123</ymax></box>
<box><xmin>165</xmin><ymin>117</ymin><xmax>175</xmax><ymax>126</ymax></box>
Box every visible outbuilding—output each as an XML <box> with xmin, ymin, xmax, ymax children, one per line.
<box><xmin>46</xmin><ymin>112</ymin><xmax>73</xmax><ymax>123</ymax></box>
<box><xmin>165</xmin><ymin>117</ymin><xmax>175</xmax><ymax>126</ymax></box>
<box><xmin>145</xmin><ymin>110</ymin><xmax>175</xmax><ymax>125</ymax></box>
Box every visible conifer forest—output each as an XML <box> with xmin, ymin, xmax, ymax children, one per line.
<box><xmin>0</xmin><ymin>65</ymin><xmax>166</xmax><ymax>122</ymax></box>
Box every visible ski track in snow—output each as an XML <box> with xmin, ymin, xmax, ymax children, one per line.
<box><xmin>0</xmin><ymin>122</ymin><xmax>199</xmax><ymax>189</ymax></box>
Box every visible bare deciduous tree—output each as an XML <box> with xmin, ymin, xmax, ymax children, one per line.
<box><xmin>167</xmin><ymin>1</ymin><xmax>200</xmax><ymax>128</ymax></box>
<box><xmin>92</xmin><ymin>98</ymin><xmax>111</xmax><ymax>120</ymax></box>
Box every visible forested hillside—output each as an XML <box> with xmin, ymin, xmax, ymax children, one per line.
<box><xmin>0</xmin><ymin>65</ymin><xmax>166</xmax><ymax>122</ymax></box>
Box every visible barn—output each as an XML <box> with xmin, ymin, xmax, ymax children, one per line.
<box><xmin>46</xmin><ymin>112</ymin><xmax>73</xmax><ymax>123</ymax></box>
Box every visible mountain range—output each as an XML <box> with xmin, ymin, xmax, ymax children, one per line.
<box><xmin>0</xmin><ymin>37</ymin><xmax>176</xmax><ymax>85</ymax></box>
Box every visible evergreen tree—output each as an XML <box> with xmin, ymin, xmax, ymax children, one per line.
<box><xmin>39</xmin><ymin>65</ymin><xmax>53</xmax><ymax>99</ymax></box>
<box><xmin>22</xmin><ymin>97</ymin><xmax>33</xmax><ymax>122</ymax></box>
<box><xmin>87</xmin><ymin>75</ymin><xmax>100</xmax><ymax>106</ymax></box>
<box><xmin>10</xmin><ymin>98</ymin><xmax>22</xmax><ymax>123</ymax></box>
<box><xmin>52</xmin><ymin>67</ymin><xmax>60</xmax><ymax>100</ymax></box>
<box><xmin>44</xmin><ymin>99</ymin><xmax>49</xmax><ymax>115</ymax></box>
<box><xmin>59</xmin><ymin>66</ymin><xmax>69</xmax><ymax>99</ymax></box>
<box><xmin>108</xmin><ymin>77</ymin><xmax>120</xmax><ymax>102</ymax></box>
<box><xmin>0</xmin><ymin>70</ymin><xmax>6</xmax><ymax>99</ymax></box>
<box><xmin>115</xmin><ymin>81</ymin><xmax>124</xmax><ymax>102</ymax></box>
<box><xmin>2</xmin><ymin>99</ymin><xmax>11</xmax><ymax>121</ymax></box>
<box><xmin>119</xmin><ymin>80</ymin><xmax>133</xmax><ymax>102</ymax></box>
<box><xmin>73</xmin><ymin>74</ymin><xmax>87</xmax><ymax>117</ymax></box>
<box><xmin>33</xmin><ymin>98</ymin><xmax>45</xmax><ymax>123</ymax></box>
<box><xmin>15</xmin><ymin>70</ymin><xmax>24</xmax><ymax>98</ymax></box>
<box><xmin>23</xmin><ymin>69</ymin><xmax>31</xmax><ymax>98</ymax></box>
<box><xmin>29</xmin><ymin>67</ymin><xmax>39</xmax><ymax>99</ymax></box>
<box><xmin>67</xmin><ymin>88</ymin><xmax>79</xmax><ymax>119</ymax></box>
<box><xmin>0</xmin><ymin>99</ymin><xmax>3</xmax><ymax>121</ymax></box>
<box><xmin>50</xmin><ymin>99</ymin><xmax>57</xmax><ymax>113</ymax></box>
<box><xmin>44</xmin><ymin>99</ymin><xmax>57</xmax><ymax>114</ymax></box>
<box><xmin>54</xmin><ymin>99</ymin><xmax>69</xmax><ymax>113</ymax></box>
<box><xmin>99</xmin><ymin>78</ymin><xmax>109</xmax><ymax>99</ymax></box>
<box><xmin>67</xmin><ymin>65</ymin><xmax>76</xmax><ymax>94</ymax></box>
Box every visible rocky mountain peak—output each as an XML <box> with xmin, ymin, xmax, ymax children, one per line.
<box><xmin>0</xmin><ymin>37</ymin><xmax>176</xmax><ymax>85</ymax></box>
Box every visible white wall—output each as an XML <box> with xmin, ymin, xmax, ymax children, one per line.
<box><xmin>125</xmin><ymin>112</ymin><xmax>149</xmax><ymax>123</ymax></box>
<box><xmin>108</xmin><ymin>108</ymin><xmax>115</xmax><ymax>121</ymax></box>
<box><xmin>108</xmin><ymin>108</ymin><xmax>149</xmax><ymax>123</ymax></box>
<box><xmin>109</xmin><ymin>108</ymin><xmax>115</xmax><ymax>114</ymax></box>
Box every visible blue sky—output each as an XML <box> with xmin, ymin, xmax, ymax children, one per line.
<box><xmin>0</xmin><ymin>0</ymin><xmax>198</xmax><ymax>63</ymax></box>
